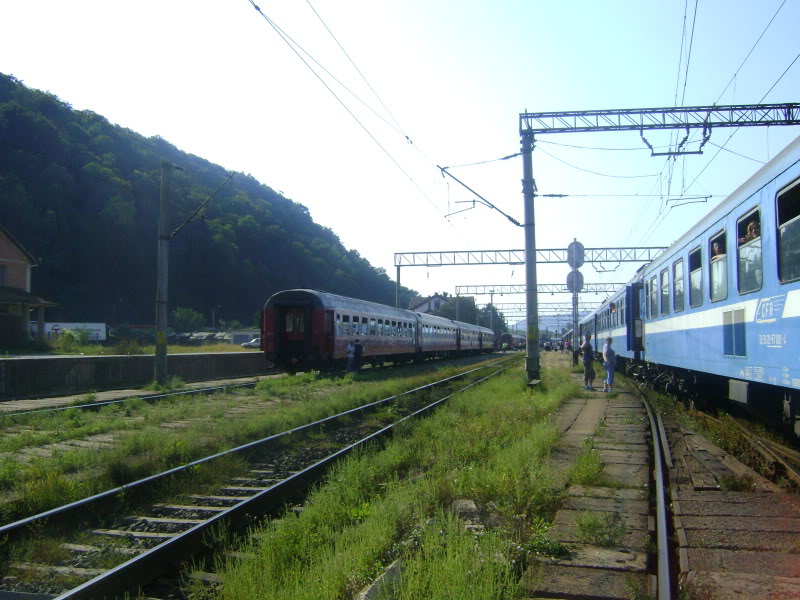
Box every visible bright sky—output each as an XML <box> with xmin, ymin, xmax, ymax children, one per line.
<box><xmin>2</xmin><ymin>0</ymin><xmax>799</xmax><ymax>328</ymax></box>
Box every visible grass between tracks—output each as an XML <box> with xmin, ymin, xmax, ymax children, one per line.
<box><xmin>0</xmin><ymin>357</ymin><xmax>510</xmax><ymax>525</ymax></box>
<box><xmin>195</xmin><ymin>360</ymin><xmax>580</xmax><ymax>600</ymax></box>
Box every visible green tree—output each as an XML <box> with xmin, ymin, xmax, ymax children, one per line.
<box><xmin>171</xmin><ymin>307</ymin><xmax>205</xmax><ymax>332</ymax></box>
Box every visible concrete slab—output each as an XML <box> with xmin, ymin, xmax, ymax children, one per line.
<box><xmin>683</xmin><ymin>570</ymin><xmax>800</xmax><ymax>600</ymax></box>
<box><xmin>599</xmin><ymin>450</ymin><xmax>650</xmax><ymax>465</ymax></box>
<box><xmin>687</xmin><ymin>548</ymin><xmax>800</xmax><ymax>578</ymax></box>
<box><xmin>554</xmin><ymin>509</ymin><xmax>649</xmax><ymax>532</ymax></box>
<box><xmin>567</xmin><ymin>486</ymin><xmax>647</xmax><ymax>501</ymax></box>
<box><xmin>563</xmin><ymin>496</ymin><xmax>650</xmax><ymax>515</ymax></box>
<box><xmin>521</xmin><ymin>563</ymin><xmax>650</xmax><ymax>600</ymax></box>
<box><xmin>545</xmin><ymin>544</ymin><xmax>648</xmax><ymax>572</ymax></box>
<box><xmin>549</xmin><ymin>524</ymin><xmax>651</xmax><ymax>551</ymax></box>
<box><xmin>603</xmin><ymin>463</ymin><xmax>650</xmax><ymax>487</ymax></box>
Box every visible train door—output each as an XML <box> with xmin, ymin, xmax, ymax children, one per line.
<box><xmin>626</xmin><ymin>283</ymin><xmax>643</xmax><ymax>359</ymax></box>
<box><xmin>279</xmin><ymin>304</ymin><xmax>311</xmax><ymax>367</ymax></box>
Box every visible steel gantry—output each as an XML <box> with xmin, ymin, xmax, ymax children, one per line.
<box><xmin>455</xmin><ymin>283</ymin><xmax>626</xmax><ymax>295</ymax></box>
<box><xmin>484</xmin><ymin>302</ymin><xmax>601</xmax><ymax>312</ymax></box>
<box><xmin>519</xmin><ymin>102</ymin><xmax>800</xmax><ymax>382</ymax></box>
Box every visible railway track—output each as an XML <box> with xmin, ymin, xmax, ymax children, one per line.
<box><xmin>0</xmin><ymin>355</ymin><xmax>521</xmax><ymax>599</ymax></box>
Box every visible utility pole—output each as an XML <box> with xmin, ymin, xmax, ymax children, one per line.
<box><xmin>489</xmin><ymin>290</ymin><xmax>494</xmax><ymax>333</ymax></box>
<box><xmin>521</xmin><ymin>132</ymin><xmax>540</xmax><ymax>383</ymax></box>
<box><xmin>154</xmin><ymin>162</ymin><xmax>180</xmax><ymax>385</ymax></box>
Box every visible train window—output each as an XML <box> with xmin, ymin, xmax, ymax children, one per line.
<box><xmin>649</xmin><ymin>275</ymin><xmax>658</xmax><ymax>318</ymax></box>
<box><xmin>352</xmin><ymin>316</ymin><xmax>359</xmax><ymax>336</ymax></box>
<box><xmin>673</xmin><ymin>259</ymin><xmax>684</xmax><ymax>312</ymax></box>
<box><xmin>336</xmin><ymin>314</ymin><xmax>342</xmax><ymax>336</ymax></box>
<box><xmin>689</xmin><ymin>247</ymin><xmax>702</xmax><ymax>307</ymax></box>
<box><xmin>342</xmin><ymin>315</ymin><xmax>350</xmax><ymax>336</ymax></box>
<box><xmin>660</xmin><ymin>269</ymin><xmax>669</xmax><ymax>316</ymax></box>
<box><xmin>369</xmin><ymin>318</ymin><xmax>376</xmax><ymax>336</ymax></box>
<box><xmin>390</xmin><ymin>321</ymin><xmax>396</xmax><ymax>336</ymax></box>
<box><xmin>737</xmin><ymin>209</ymin><xmax>762</xmax><ymax>294</ymax></box>
<box><xmin>377</xmin><ymin>319</ymin><xmax>383</xmax><ymax>335</ymax></box>
<box><xmin>709</xmin><ymin>231</ymin><xmax>728</xmax><ymax>302</ymax></box>
<box><xmin>644</xmin><ymin>280</ymin><xmax>650</xmax><ymax>318</ymax></box>
<box><xmin>778</xmin><ymin>178</ymin><xmax>800</xmax><ymax>283</ymax></box>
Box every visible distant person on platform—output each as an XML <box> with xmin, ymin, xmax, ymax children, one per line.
<box><xmin>581</xmin><ymin>333</ymin><xmax>595</xmax><ymax>391</ymax></box>
<box><xmin>354</xmin><ymin>339</ymin><xmax>364</xmax><ymax>372</ymax></box>
<box><xmin>602</xmin><ymin>336</ymin><xmax>616</xmax><ymax>393</ymax></box>
<box><xmin>346</xmin><ymin>340</ymin><xmax>355</xmax><ymax>372</ymax></box>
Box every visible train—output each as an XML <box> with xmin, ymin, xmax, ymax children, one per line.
<box><xmin>580</xmin><ymin>133</ymin><xmax>800</xmax><ymax>436</ymax></box>
<box><xmin>498</xmin><ymin>332</ymin><xmax>525</xmax><ymax>349</ymax></box>
<box><xmin>260</xmin><ymin>289</ymin><xmax>496</xmax><ymax>372</ymax></box>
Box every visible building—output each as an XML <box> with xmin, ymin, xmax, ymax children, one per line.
<box><xmin>0</xmin><ymin>225</ymin><xmax>55</xmax><ymax>346</ymax></box>
<box><xmin>408</xmin><ymin>293</ymin><xmax>447</xmax><ymax>314</ymax></box>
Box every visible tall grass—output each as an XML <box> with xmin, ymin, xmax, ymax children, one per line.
<box><xmin>208</xmin><ymin>363</ymin><xmax>580</xmax><ymax>599</ymax></box>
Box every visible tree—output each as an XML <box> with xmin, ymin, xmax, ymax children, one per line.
<box><xmin>171</xmin><ymin>307</ymin><xmax>205</xmax><ymax>332</ymax></box>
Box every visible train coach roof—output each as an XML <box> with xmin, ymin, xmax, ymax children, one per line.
<box><xmin>264</xmin><ymin>289</ymin><xmax>415</xmax><ymax>320</ymax></box>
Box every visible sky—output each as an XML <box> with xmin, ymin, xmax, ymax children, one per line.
<box><xmin>2</xmin><ymin>0</ymin><xmax>799</xmax><ymax>330</ymax></box>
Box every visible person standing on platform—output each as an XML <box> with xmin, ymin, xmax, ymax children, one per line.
<box><xmin>581</xmin><ymin>333</ymin><xmax>595</xmax><ymax>391</ymax></box>
<box><xmin>602</xmin><ymin>336</ymin><xmax>616</xmax><ymax>393</ymax></box>
<box><xmin>353</xmin><ymin>339</ymin><xmax>364</xmax><ymax>372</ymax></box>
<box><xmin>346</xmin><ymin>340</ymin><xmax>355</xmax><ymax>372</ymax></box>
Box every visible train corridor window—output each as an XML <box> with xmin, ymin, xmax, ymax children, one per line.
<box><xmin>737</xmin><ymin>209</ymin><xmax>762</xmax><ymax>294</ymax></box>
<box><xmin>778</xmin><ymin>178</ymin><xmax>800</xmax><ymax>283</ymax></box>
<box><xmin>342</xmin><ymin>315</ymin><xmax>350</xmax><ymax>336</ymax></box>
<box><xmin>660</xmin><ymin>269</ymin><xmax>669</xmax><ymax>316</ymax></box>
<box><xmin>369</xmin><ymin>318</ymin><xmax>376</xmax><ymax>336</ymax></box>
<box><xmin>649</xmin><ymin>275</ymin><xmax>658</xmax><ymax>318</ymax></box>
<box><xmin>673</xmin><ymin>259</ymin><xmax>684</xmax><ymax>312</ymax></box>
<box><xmin>709</xmin><ymin>231</ymin><xmax>728</xmax><ymax>301</ymax></box>
<box><xmin>336</xmin><ymin>314</ymin><xmax>342</xmax><ymax>336</ymax></box>
<box><xmin>689</xmin><ymin>247</ymin><xmax>703</xmax><ymax>307</ymax></box>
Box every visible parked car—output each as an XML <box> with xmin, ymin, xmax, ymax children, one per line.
<box><xmin>241</xmin><ymin>337</ymin><xmax>261</xmax><ymax>348</ymax></box>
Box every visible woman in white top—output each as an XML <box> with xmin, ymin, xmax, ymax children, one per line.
<box><xmin>602</xmin><ymin>337</ymin><xmax>616</xmax><ymax>393</ymax></box>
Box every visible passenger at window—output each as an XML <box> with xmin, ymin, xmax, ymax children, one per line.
<box><xmin>712</xmin><ymin>242</ymin><xmax>725</xmax><ymax>258</ymax></box>
<box><xmin>738</xmin><ymin>221</ymin><xmax>760</xmax><ymax>244</ymax></box>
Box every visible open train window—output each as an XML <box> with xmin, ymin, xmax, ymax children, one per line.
<box><xmin>737</xmin><ymin>209</ymin><xmax>762</xmax><ymax>294</ymax></box>
<box><xmin>689</xmin><ymin>247</ymin><xmax>702</xmax><ymax>307</ymax></box>
<box><xmin>673</xmin><ymin>259</ymin><xmax>684</xmax><ymax>312</ymax></box>
<box><xmin>649</xmin><ymin>275</ymin><xmax>658</xmax><ymax>318</ymax></box>
<box><xmin>342</xmin><ymin>315</ymin><xmax>350</xmax><ymax>336</ymax></box>
<box><xmin>660</xmin><ymin>269</ymin><xmax>669</xmax><ymax>316</ymax></box>
<box><xmin>336</xmin><ymin>314</ymin><xmax>342</xmax><ymax>336</ymax></box>
<box><xmin>369</xmin><ymin>318</ymin><xmax>376</xmax><ymax>335</ymax></box>
<box><xmin>778</xmin><ymin>178</ymin><xmax>800</xmax><ymax>283</ymax></box>
<box><xmin>709</xmin><ymin>231</ymin><xmax>728</xmax><ymax>301</ymax></box>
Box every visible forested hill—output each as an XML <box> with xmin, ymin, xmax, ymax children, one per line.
<box><xmin>0</xmin><ymin>73</ymin><xmax>415</xmax><ymax>327</ymax></box>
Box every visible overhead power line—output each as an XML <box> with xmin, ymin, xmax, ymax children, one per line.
<box><xmin>245</xmin><ymin>0</ymin><xmax>446</xmax><ymax>218</ymax></box>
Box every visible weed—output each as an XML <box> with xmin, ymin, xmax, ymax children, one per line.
<box><xmin>718</xmin><ymin>472</ymin><xmax>755</xmax><ymax>492</ymax></box>
<box><xmin>575</xmin><ymin>511</ymin><xmax>625</xmax><ymax>547</ymax></box>
<box><xmin>568</xmin><ymin>447</ymin><xmax>609</xmax><ymax>487</ymax></box>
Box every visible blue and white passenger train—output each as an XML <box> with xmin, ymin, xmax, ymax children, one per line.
<box><xmin>581</xmin><ymin>134</ymin><xmax>800</xmax><ymax>435</ymax></box>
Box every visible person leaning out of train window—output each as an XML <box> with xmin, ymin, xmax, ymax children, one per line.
<box><xmin>581</xmin><ymin>333</ymin><xmax>595</xmax><ymax>391</ymax></box>
<box><xmin>602</xmin><ymin>337</ymin><xmax>616</xmax><ymax>393</ymax></box>
<box><xmin>738</xmin><ymin>221</ymin><xmax>760</xmax><ymax>244</ymax></box>
<box><xmin>346</xmin><ymin>340</ymin><xmax>355</xmax><ymax>372</ymax></box>
<box><xmin>712</xmin><ymin>242</ymin><xmax>725</xmax><ymax>259</ymax></box>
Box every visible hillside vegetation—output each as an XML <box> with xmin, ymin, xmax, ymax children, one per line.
<box><xmin>0</xmin><ymin>73</ymin><xmax>414</xmax><ymax>327</ymax></box>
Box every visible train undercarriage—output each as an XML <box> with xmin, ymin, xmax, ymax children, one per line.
<box><xmin>621</xmin><ymin>358</ymin><xmax>800</xmax><ymax>439</ymax></box>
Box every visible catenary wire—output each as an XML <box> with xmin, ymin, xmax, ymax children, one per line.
<box><xmin>245</xmin><ymin>0</ymin><xmax>446</xmax><ymax>218</ymax></box>
<box><xmin>305</xmin><ymin>0</ymin><xmax>409</xmax><ymax>141</ymax></box>
<box><xmin>537</xmin><ymin>146</ymin><xmax>661</xmax><ymax>179</ymax></box>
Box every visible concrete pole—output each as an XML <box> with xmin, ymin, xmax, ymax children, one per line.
<box><xmin>521</xmin><ymin>132</ymin><xmax>540</xmax><ymax>381</ymax></box>
<box><xmin>154</xmin><ymin>161</ymin><xmax>175</xmax><ymax>385</ymax></box>
<box><xmin>489</xmin><ymin>290</ymin><xmax>494</xmax><ymax>333</ymax></box>
<box><xmin>396</xmin><ymin>266</ymin><xmax>400</xmax><ymax>308</ymax></box>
